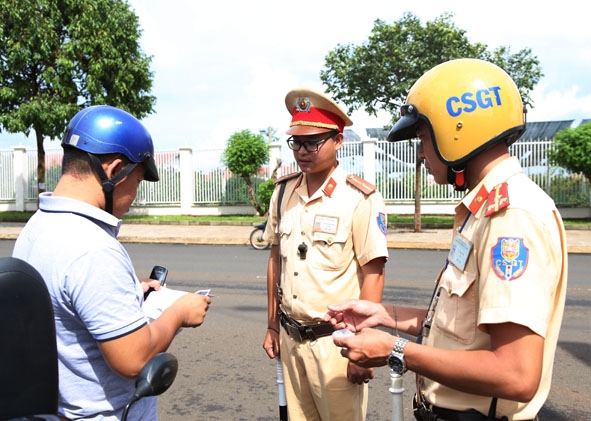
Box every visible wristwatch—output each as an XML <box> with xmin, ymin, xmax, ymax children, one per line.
<box><xmin>387</xmin><ymin>337</ymin><xmax>409</xmax><ymax>374</ymax></box>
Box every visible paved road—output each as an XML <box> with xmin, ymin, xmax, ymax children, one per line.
<box><xmin>1</xmin><ymin>241</ymin><xmax>589</xmax><ymax>420</ymax></box>
<box><xmin>128</xmin><ymin>243</ymin><xmax>591</xmax><ymax>420</ymax></box>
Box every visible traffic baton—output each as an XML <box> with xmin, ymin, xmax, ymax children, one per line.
<box><xmin>389</xmin><ymin>369</ymin><xmax>405</xmax><ymax>421</ymax></box>
<box><xmin>276</xmin><ymin>359</ymin><xmax>288</xmax><ymax>421</ymax></box>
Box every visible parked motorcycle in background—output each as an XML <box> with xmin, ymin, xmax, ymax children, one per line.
<box><xmin>250</xmin><ymin>220</ymin><xmax>270</xmax><ymax>250</ymax></box>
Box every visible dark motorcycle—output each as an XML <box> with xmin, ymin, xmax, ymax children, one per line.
<box><xmin>250</xmin><ymin>220</ymin><xmax>270</xmax><ymax>250</ymax></box>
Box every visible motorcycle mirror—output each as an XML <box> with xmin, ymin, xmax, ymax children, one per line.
<box><xmin>121</xmin><ymin>353</ymin><xmax>178</xmax><ymax>421</ymax></box>
<box><xmin>134</xmin><ymin>352</ymin><xmax>178</xmax><ymax>399</ymax></box>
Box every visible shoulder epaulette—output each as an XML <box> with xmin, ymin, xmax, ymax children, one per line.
<box><xmin>346</xmin><ymin>174</ymin><xmax>376</xmax><ymax>195</ymax></box>
<box><xmin>275</xmin><ymin>172</ymin><xmax>301</xmax><ymax>185</ymax></box>
<box><xmin>485</xmin><ymin>182</ymin><xmax>510</xmax><ymax>217</ymax></box>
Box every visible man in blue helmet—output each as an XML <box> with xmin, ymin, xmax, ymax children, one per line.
<box><xmin>13</xmin><ymin>105</ymin><xmax>212</xmax><ymax>420</ymax></box>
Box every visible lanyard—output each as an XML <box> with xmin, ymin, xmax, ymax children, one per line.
<box><xmin>421</xmin><ymin>211</ymin><xmax>472</xmax><ymax>340</ymax></box>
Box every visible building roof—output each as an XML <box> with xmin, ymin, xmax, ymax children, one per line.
<box><xmin>365</xmin><ymin>128</ymin><xmax>390</xmax><ymax>140</ymax></box>
<box><xmin>516</xmin><ymin>120</ymin><xmax>574</xmax><ymax>142</ymax></box>
<box><xmin>344</xmin><ymin>128</ymin><xmax>360</xmax><ymax>142</ymax></box>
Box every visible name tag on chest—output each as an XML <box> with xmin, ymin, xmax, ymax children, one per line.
<box><xmin>448</xmin><ymin>233</ymin><xmax>473</xmax><ymax>271</ymax></box>
<box><xmin>313</xmin><ymin>215</ymin><xmax>338</xmax><ymax>234</ymax></box>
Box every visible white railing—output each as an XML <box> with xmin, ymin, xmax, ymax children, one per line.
<box><xmin>1</xmin><ymin>139</ymin><xmax>589</xmax><ymax>214</ymax></box>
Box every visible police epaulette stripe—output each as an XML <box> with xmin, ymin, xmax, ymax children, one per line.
<box><xmin>346</xmin><ymin>174</ymin><xmax>376</xmax><ymax>195</ymax></box>
<box><xmin>275</xmin><ymin>172</ymin><xmax>301</xmax><ymax>185</ymax></box>
<box><xmin>485</xmin><ymin>182</ymin><xmax>510</xmax><ymax>217</ymax></box>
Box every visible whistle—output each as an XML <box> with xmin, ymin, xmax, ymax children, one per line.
<box><xmin>298</xmin><ymin>242</ymin><xmax>308</xmax><ymax>259</ymax></box>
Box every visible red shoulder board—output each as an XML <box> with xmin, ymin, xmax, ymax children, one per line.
<box><xmin>468</xmin><ymin>184</ymin><xmax>489</xmax><ymax>215</ymax></box>
<box><xmin>346</xmin><ymin>174</ymin><xmax>376</xmax><ymax>195</ymax></box>
<box><xmin>485</xmin><ymin>182</ymin><xmax>510</xmax><ymax>217</ymax></box>
<box><xmin>275</xmin><ymin>172</ymin><xmax>301</xmax><ymax>185</ymax></box>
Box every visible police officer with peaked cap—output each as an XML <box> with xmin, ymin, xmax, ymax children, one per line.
<box><xmin>263</xmin><ymin>88</ymin><xmax>389</xmax><ymax>420</ymax></box>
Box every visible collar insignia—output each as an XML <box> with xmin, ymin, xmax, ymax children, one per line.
<box><xmin>323</xmin><ymin>177</ymin><xmax>337</xmax><ymax>197</ymax></box>
<box><xmin>469</xmin><ymin>184</ymin><xmax>488</xmax><ymax>215</ymax></box>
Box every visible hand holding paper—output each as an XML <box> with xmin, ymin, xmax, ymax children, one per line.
<box><xmin>143</xmin><ymin>287</ymin><xmax>214</xmax><ymax>321</ymax></box>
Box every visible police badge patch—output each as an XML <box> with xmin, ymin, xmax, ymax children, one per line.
<box><xmin>377</xmin><ymin>212</ymin><xmax>387</xmax><ymax>236</ymax></box>
<box><xmin>491</xmin><ymin>237</ymin><xmax>529</xmax><ymax>281</ymax></box>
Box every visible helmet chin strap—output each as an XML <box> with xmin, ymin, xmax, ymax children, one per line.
<box><xmin>88</xmin><ymin>154</ymin><xmax>138</xmax><ymax>215</ymax></box>
<box><xmin>448</xmin><ymin>166</ymin><xmax>467</xmax><ymax>192</ymax></box>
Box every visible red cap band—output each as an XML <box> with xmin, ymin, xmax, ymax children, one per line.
<box><xmin>290</xmin><ymin>106</ymin><xmax>345</xmax><ymax>133</ymax></box>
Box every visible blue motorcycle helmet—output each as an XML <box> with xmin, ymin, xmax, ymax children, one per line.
<box><xmin>62</xmin><ymin>105</ymin><xmax>159</xmax><ymax>214</ymax></box>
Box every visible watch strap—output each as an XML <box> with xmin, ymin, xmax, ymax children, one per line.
<box><xmin>393</xmin><ymin>337</ymin><xmax>408</xmax><ymax>354</ymax></box>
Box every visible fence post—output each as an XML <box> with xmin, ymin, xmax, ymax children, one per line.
<box><xmin>179</xmin><ymin>147</ymin><xmax>193</xmax><ymax>214</ymax></box>
<box><xmin>13</xmin><ymin>147</ymin><xmax>28</xmax><ymax>212</ymax></box>
<box><xmin>362</xmin><ymin>138</ymin><xmax>377</xmax><ymax>185</ymax></box>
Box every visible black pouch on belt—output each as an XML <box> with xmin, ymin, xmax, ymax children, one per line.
<box><xmin>413</xmin><ymin>394</ymin><xmax>491</xmax><ymax>421</ymax></box>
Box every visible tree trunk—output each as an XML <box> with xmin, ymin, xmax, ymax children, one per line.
<box><xmin>243</xmin><ymin>174</ymin><xmax>264</xmax><ymax>216</ymax></box>
<box><xmin>35</xmin><ymin>129</ymin><xmax>46</xmax><ymax>206</ymax></box>
<box><xmin>414</xmin><ymin>145</ymin><xmax>422</xmax><ymax>233</ymax></box>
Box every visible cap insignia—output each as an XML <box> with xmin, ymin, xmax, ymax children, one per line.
<box><xmin>295</xmin><ymin>97</ymin><xmax>311</xmax><ymax>113</ymax></box>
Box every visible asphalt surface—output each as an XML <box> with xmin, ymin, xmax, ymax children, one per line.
<box><xmin>0</xmin><ymin>220</ymin><xmax>589</xmax><ymax>420</ymax></box>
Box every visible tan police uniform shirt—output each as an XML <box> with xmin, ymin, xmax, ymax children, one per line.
<box><xmin>420</xmin><ymin>157</ymin><xmax>568</xmax><ymax>420</ymax></box>
<box><xmin>265</xmin><ymin>165</ymin><xmax>389</xmax><ymax>321</ymax></box>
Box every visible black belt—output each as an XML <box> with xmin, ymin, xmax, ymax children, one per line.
<box><xmin>413</xmin><ymin>394</ymin><xmax>517</xmax><ymax>421</ymax></box>
<box><xmin>429</xmin><ymin>407</ymin><xmax>535</xmax><ymax>421</ymax></box>
<box><xmin>279</xmin><ymin>310</ymin><xmax>334</xmax><ymax>342</ymax></box>
<box><xmin>431</xmin><ymin>405</ymin><xmax>504</xmax><ymax>421</ymax></box>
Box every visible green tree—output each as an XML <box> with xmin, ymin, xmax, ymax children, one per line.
<box><xmin>0</xmin><ymin>0</ymin><xmax>155</xmax><ymax>194</ymax></box>
<box><xmin>548</xmin><ymin>122</ymin><xmax>591</xmax><ymax>182</ymax></box>
<box><xmin>320</xmin><ymin>12</ymin><xmax>542</xmax><ymax>119</ymax></box>
<box><xmin>321</xmin><ymin>11</ymin><xmax>542</xmax><ymax>230</ymax></box>
<box><xmin>221</xmin><ymin>129</ymin><xmax>270</xmax><ymax>215</ymax></box>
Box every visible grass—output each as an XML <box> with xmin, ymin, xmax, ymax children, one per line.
<box><xmin>0</xmin><ymin>211</ymin><xmax>35</xmax><ymax>222</ymax></box>
<box><xmin>0</xmin><ymin>211</ymin><xmax>454</xmax><ymax>226</ymax></box>
<box><xmin>1</xmin><ymin>210</ymin><xmax>589</xmax><ymax>228</ymax></box>
<box><xmin>388</xmin><ymin>214</ymin><xmax>453</xmax><ymax>225</ymax></box>
<box><xmin>122</xmin><ymin>214</ymin><xmax>265</xmax><ymax>223</ymax></box>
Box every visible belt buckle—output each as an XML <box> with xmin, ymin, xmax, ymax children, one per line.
<box><xmin>286</xmin><ymin>323</ymin><xmax>303</xmax><ymax>342</ymax></box>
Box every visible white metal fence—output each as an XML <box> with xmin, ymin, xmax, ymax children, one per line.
<box><xmin>1</xmin><ymin>139</ymin><xmax>589</xmax><ymax>212</ymax></box>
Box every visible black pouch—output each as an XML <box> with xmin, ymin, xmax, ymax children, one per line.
<box><xmin>413</xmin><ymin>394</ymin><xmax>439</xmax><ymax>421</ymax></box>
<box><xmin>413</xmin><ymin>394</ymin><xmax>490</xmax><ymax>421</ymax></box>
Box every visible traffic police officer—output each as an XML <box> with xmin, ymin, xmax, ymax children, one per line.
<box><xmin>262</xmin><ymin>88</ymin><xmax>389</xmax><ymax>420</ymax></box>
<box><xmin>325</xmin><ymin>59</ymin><xmax>568</xmax><ymax>421</ymax></box>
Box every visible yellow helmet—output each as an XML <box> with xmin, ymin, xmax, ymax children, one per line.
<box><xmin>388</xmin><ymin>58</ymin><xmax>526</xmax><ymax>168</ymax></box>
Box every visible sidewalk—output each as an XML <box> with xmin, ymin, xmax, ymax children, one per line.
<box><xmin>1</xmin><ymin>221</ymin><xmax>589</xmax><ymax>253</ymax></box>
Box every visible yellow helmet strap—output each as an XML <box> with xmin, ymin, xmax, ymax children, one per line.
<box><xmin>448</xmin><ymin>166</ymin><xmax>467</xmax><ymax>192</ymax></box>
